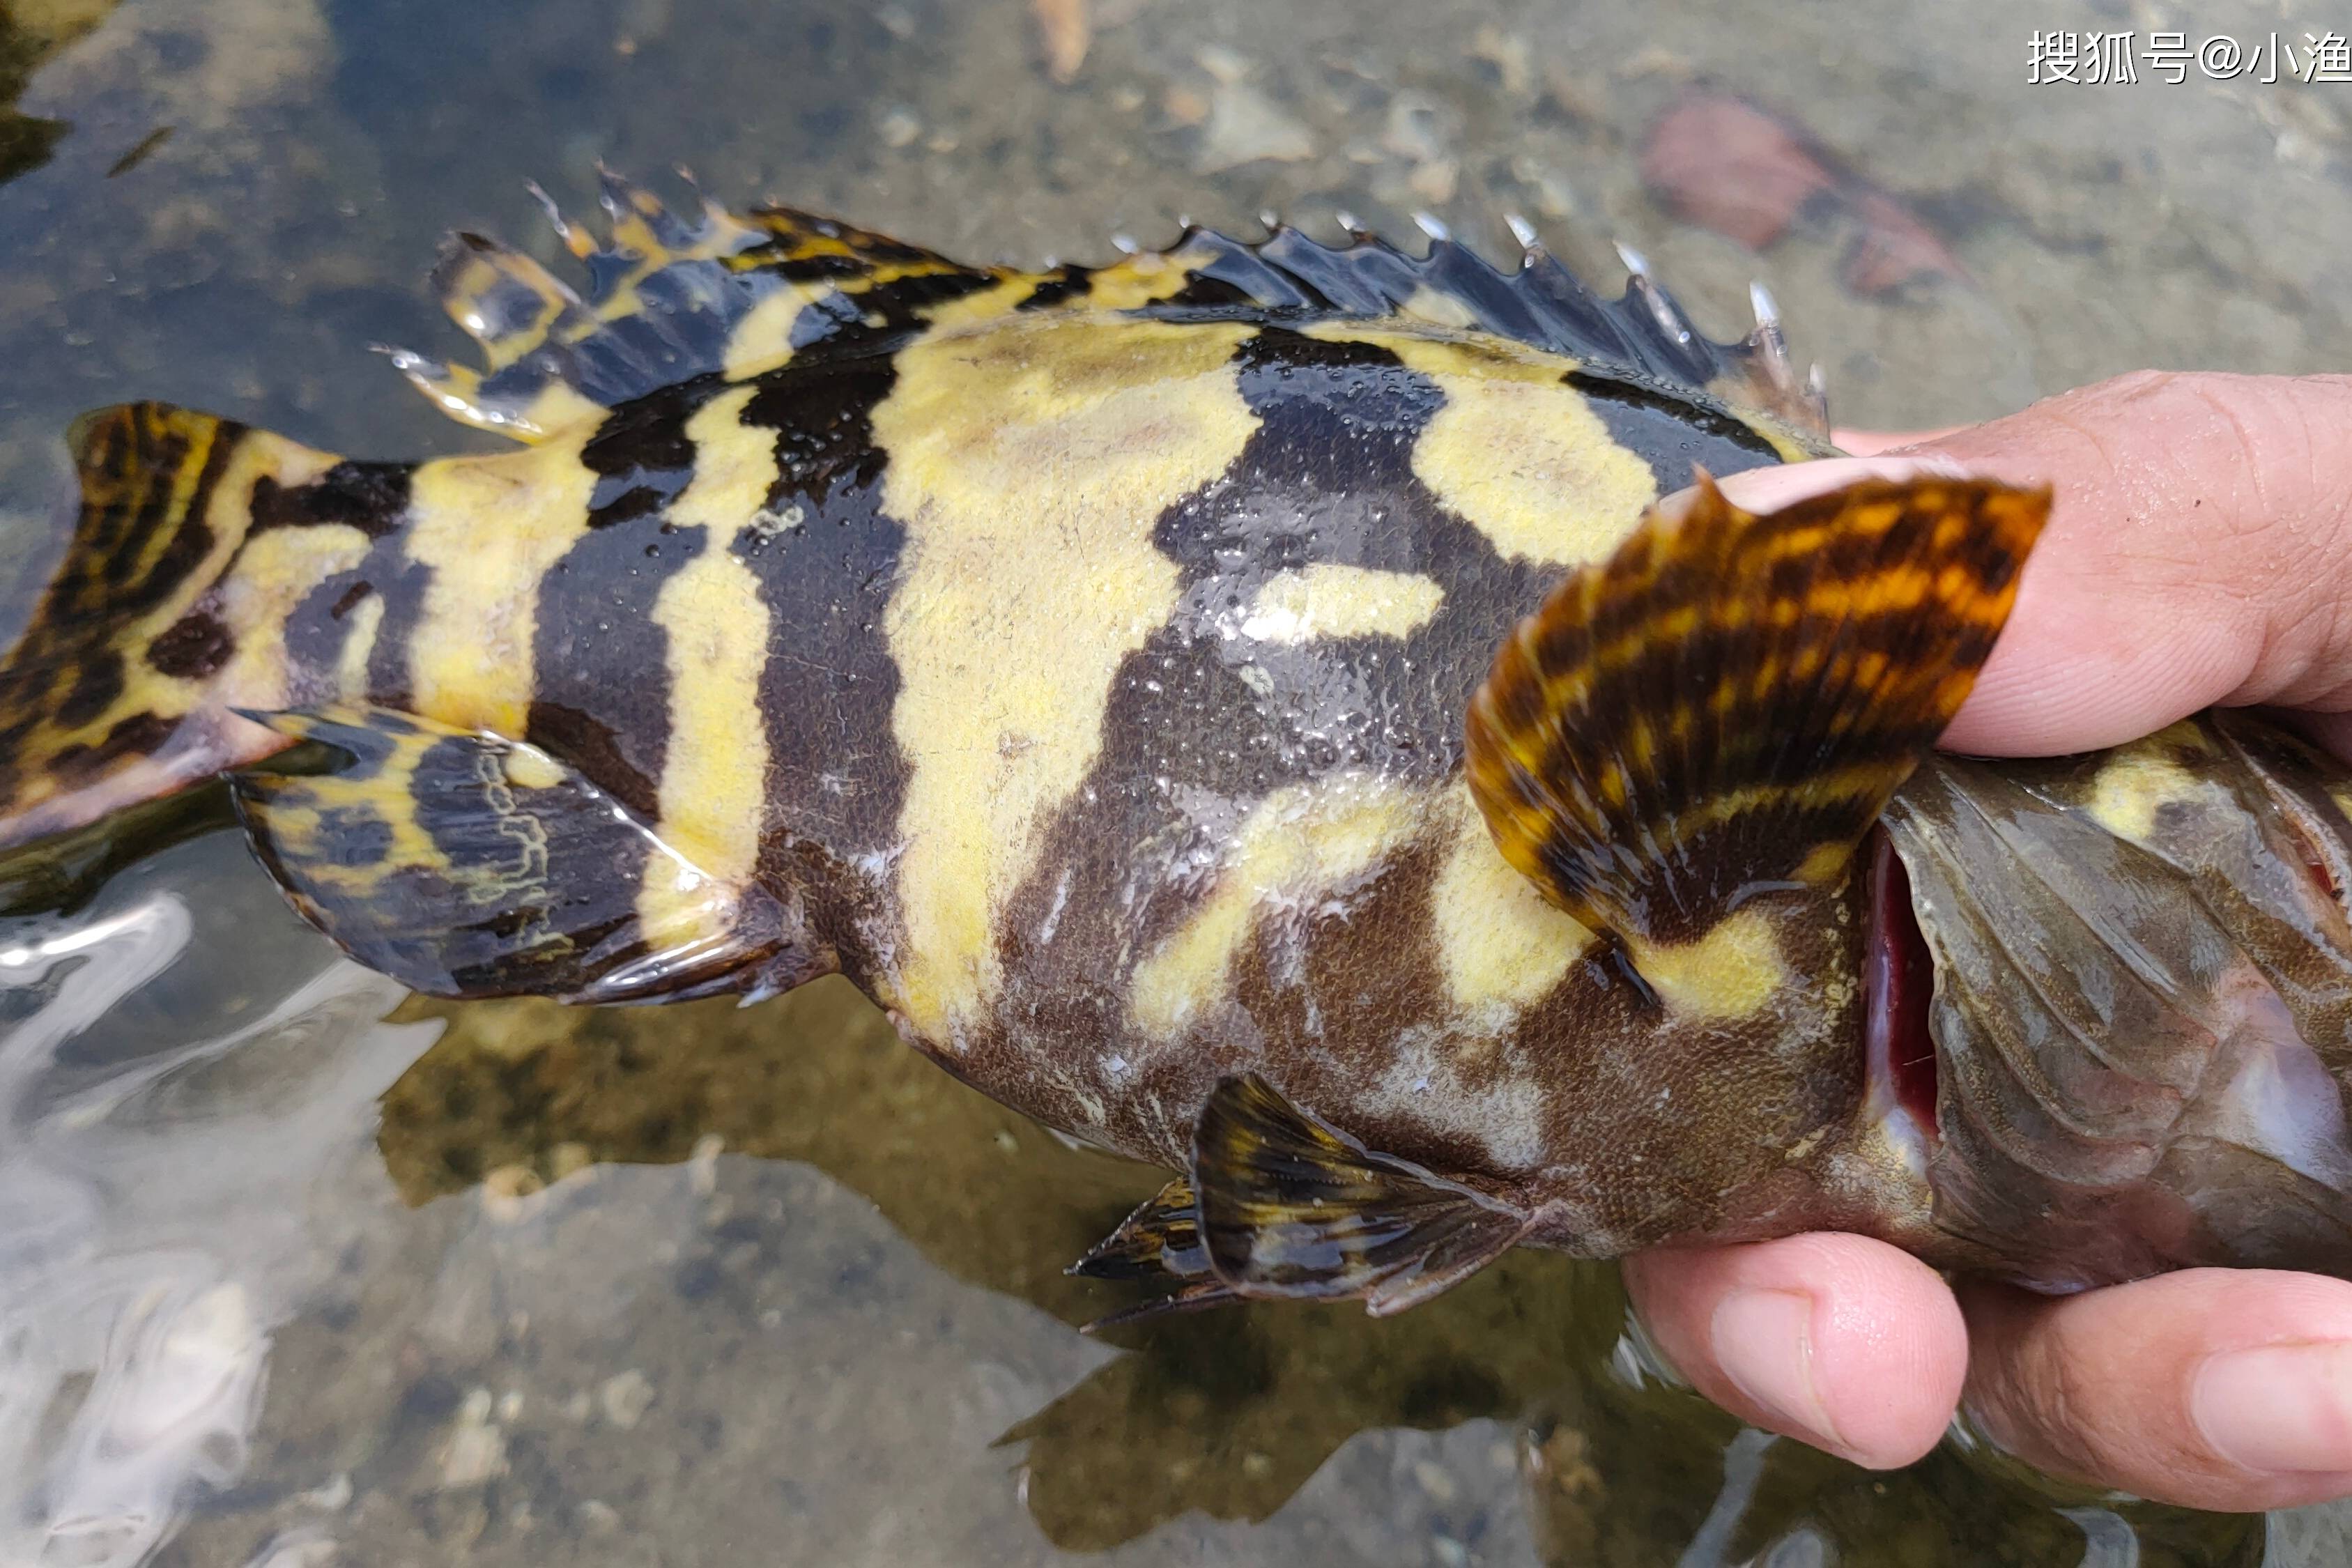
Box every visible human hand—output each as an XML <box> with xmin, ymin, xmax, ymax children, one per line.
<box><xmin>1624</xmin><ymin>369</ymin><xmax>2352</xmax><ymax>1511</ymax></box>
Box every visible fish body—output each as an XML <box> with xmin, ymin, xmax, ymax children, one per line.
<box><xmin>3</xmin><ymin>178</ymin><xmax>2347</xmax><ymax>1318</ymax></box>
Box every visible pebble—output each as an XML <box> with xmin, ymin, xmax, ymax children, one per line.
<box><xmin>1197</xmin><ymin>77</ymin><xmax>1316</xmax><ymax>172</ymax></box>
<box><xmin>601</xmin><ymin>1369</ymin><xmax>656</xmax><ymax>1430</ymax></box>
<box><xmin>297</xmin><ymin>1473</ymin><xmax>352</xmax><ymax>1511</ymax></box>
<box><xmin>686</xmin><ymin>1132</ymin><xmax>726</xmax><ymax>1196</ymax></box>
<box><xmin>437</xmin><ymin>1388</ymin><xmax>507</xmax><ymax>1489</ymax></box>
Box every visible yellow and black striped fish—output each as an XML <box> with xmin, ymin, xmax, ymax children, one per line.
<box><xmin>6</xmin><ymin>174</ymin><xmax>2351</xmax><ymax>1322</ymax></box>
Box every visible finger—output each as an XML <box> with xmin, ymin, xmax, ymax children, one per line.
<box><xmin>1962</xmin><ymin>1269</ymin><xmax>2352</xmax><ymax>1511</ymax></box>
<box><xmin>1689</xmin><ymin>452</ymin><xmax>1974</xmax><ymax>518</ymax></box>
<box><xmin>1622</xmin><ymin>1233</ymin><xmax>1967</xmax><ymax>1469</ymax></box>
<box><xmin>1892</xmin><ymin>371</ymin><xmax>2352</xmax><ymax>754</ymax></box>
<box><xmin>1830</xmin><ymin>425</ymin><xmax>1967</xmax><ymax>456</ymax></box>
<box><xmin>1715</xmin><ymin>372</ymin><xmax>2352</xmax><ymax>757</ymax></box>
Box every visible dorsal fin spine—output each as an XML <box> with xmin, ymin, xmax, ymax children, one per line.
<box><xmin>397</xmin><ymin>172</ymin><xmax>1835</xmax><ymax>453</ymax></box>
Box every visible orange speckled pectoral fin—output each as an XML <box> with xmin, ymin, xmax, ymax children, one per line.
<box><xmin>230</xmin><ymin>703</ymin><xmax>831</xmax><ymax>1004</ymax></box>
<box><xmin>1464</xmin><ymin>472</ymin><xmax>2050</xmax><ymax>960</ymax></box>
<box><xmin>1187</xmin><ymin>1075</ymin><xmax>1530</xmax><ymax>1316</ymax></box>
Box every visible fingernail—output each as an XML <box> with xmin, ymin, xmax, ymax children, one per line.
<box><xmin>1710</xmin><ymin>1287</ymin><xmax>1845</xmax><ymax>1451</ymax></box>
<box><xmin>1670</xmin><ymin>454</ymin><xmax>1974</xmax><ymax>521</ymax></box>
<box><xmin>2193</xmin><ymin>1343</ymin><xmax>2352</xmax><ymax>1474</ymax></box>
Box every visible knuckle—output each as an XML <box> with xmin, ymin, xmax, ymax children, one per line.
<box><xmin>1968</xmin><ymin>1299</ymin><xmax>2236</xmax><ymax>1501</ymax></box>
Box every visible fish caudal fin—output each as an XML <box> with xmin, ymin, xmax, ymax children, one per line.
<box><xmin>231</xmin><ymin>704</ymin><xmax>833</xmax><ymax>1004</ymax></box>
<box><xmin>0</xmin><ymin>403</ymin><xmax>381</xmax><ymax>849</ymax></box>
<box><xmin>1465</xmin><ymin>472</ymin><xmax>2050</xmax><ymax>987</ymax></box>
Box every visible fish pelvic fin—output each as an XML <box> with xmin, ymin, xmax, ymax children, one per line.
<box><xmin>1464</xmin><ymin>472</ymin><xmax>2050</xmax><ymax>984</ymax></box>
<box><xmin>1070</xmin><ymin>1178</ymin><xmax>1209</xmax><ymax>1280</ymax></box>
<box><xmin>231</xmin><ymin>703</ymin><xmax>832</xmax><ymax>1004</ymax></box>
<box><xmin>0</xmin><ymin>403</ymin><xmax>408</xmax><ymax>849</ymax></box>
<box><xmin>1068</xmin><ymin>1178</ymin><xmax>1243</xmax><ymax>1332</ymax></box>
<box><xmin>1188</xmin><ymin>1075</ymin><xmax>1530</xmax><ymax>1316</ymax></box>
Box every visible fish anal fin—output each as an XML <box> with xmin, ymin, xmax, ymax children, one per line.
<box><xmin>230</xmin><ymin>704</ymin><xmax>829</xmax><ymax>1004</ymax></box>
<box><xmin>1465</xmin><ymin>473</ymin><xmax>2050</xmax><ymax>958</ymax></box>
<box><xmin>1190</xmin><ymin>1075</ymin><xmax>1529</xmax><ymax>1315</ymax></box>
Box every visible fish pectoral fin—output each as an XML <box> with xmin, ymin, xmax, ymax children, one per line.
<box><xmin>229</xmin><ymin>703</ymin><xmax>828</xmax><ymax>1004</ymax></box>
<box><xmin>1465</xmin><ymin>472</ymin><xmax>2050</xmax><ymax>960</ymax></box>
<box><xmin>1190</xmin><ymin>1075</ymin><xmax>1529</xmax><ymax>1316</ymax></box>
<box><xmin>1069</xmin><ymin>1178</ymin><xmax>1244</xmax><ymax>1332</ymax></box>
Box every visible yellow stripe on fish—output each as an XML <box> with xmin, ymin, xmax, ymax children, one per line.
<box><xmin>876</xmin><ymin>315</ymin><xmax>1261</xmax><ymax>1045</ymax></box>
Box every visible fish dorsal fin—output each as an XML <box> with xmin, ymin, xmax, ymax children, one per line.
<box><xmin>231</xmin><ymin>704</ymin><xmax>830</xmax><ymax>1004</ymax></box>
<box><xmin>394</xmin><ymin>171</ymin><xmax>1831</xmax><ymax>450</ymax></box>
<box><xmin>1077</xmin><ymin>221</ymin><xmax>1831</xmax><ymax>449</ymax></box>
<box><xmin>393</xmin><ymin>171</ymin><xmax>1006</xmax><ymax>442</ymax></box>
<box><xmin>1466</xmin><ymin>474</ymin><xmax>2050</xmax><ymax>967</ymax></box>
<box><xmin>1189</xmin><ymin>1075</ymin><xmax>1530</xmax><ymax>1316</ymax></box>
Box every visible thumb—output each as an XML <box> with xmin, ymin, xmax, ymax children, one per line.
<box><xmin>1713</xmin><ymin>371</ymin><xmax>2352</xmax><ymax>757</ymax></box>
<box><xmin>1921</xmin><ymin>371</ymin><xmax>2352</xmax><ymax>755</ymax></box>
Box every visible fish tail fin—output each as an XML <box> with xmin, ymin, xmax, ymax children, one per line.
<box><xmin>0</xmin><ymin>402</ymin><xmax>390</xmax><ymax>848</ymax></box>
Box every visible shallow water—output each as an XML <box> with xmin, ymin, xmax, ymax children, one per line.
<box><xmin>1</xmin><ymin>0</ymin><xmax>2350</xmax><ymax>1562</ymax></box>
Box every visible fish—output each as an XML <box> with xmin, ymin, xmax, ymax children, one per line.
<box><xmin>1</xmin><ymin>173</ymin><xmax>2347</xmax><ymax>1325</ymax></box>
